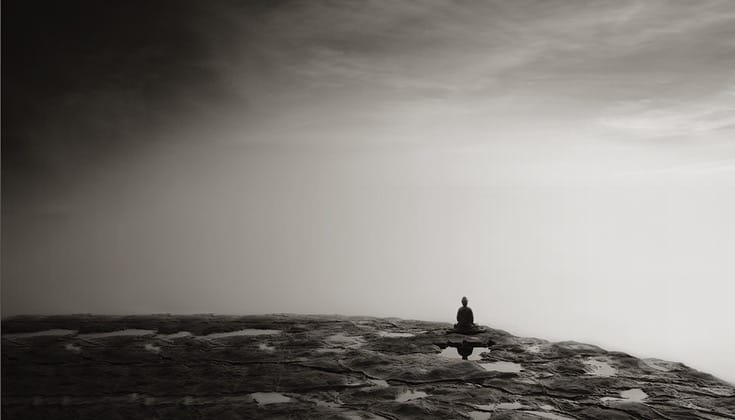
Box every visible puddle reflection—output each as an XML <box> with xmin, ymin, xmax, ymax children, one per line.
<box><xmin>437</xmin><ymin>341</ymin><xmax>491</xmax><ymax>361</ymax></box>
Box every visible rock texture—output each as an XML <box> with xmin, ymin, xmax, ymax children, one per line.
<box><xmin>2</xmin><ymin>315</ymin><xmax>734</xmax><ymax>419</ymax></box>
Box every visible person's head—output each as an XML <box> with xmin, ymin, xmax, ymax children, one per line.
<box><xmin>461</xmin><ymin>296</ymin><xmax>468</xmax><ymax>307</ymax></box>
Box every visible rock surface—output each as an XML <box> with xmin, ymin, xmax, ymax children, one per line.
<box><xmin>2</xmin><ymin>314</ymin><xmax>734</xmax><ymax>419</ymax></box>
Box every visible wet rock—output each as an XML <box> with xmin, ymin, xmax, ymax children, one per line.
<box><xmin>2</xmin><ymin>315</ymin><xmax>733</xmax><ymax>419</ymax></box>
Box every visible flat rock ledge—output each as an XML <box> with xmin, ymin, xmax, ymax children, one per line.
<box><xmin>2</xmin><ymin>314</ymin><xmax>734</xmax><ymax>419</ymax></box>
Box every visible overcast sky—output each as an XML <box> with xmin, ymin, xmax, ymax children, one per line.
<box><xmin>3</xmin><ymin>0</ymin><xmax>735</xmax><ymax>381</ymax></box>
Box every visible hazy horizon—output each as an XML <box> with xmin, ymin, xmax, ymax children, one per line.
<box><xmin>3</xmin><ymin>0</ymin><xmax>734</xmax><ymax>383</ymax></box>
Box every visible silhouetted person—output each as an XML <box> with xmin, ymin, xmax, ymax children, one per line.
<box><xmin>454</xmin><ymin>296</ymin><xmax>478</xmax><ymax>333</ymax></box>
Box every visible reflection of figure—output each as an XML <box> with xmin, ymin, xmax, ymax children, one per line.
<box><xmin>456</xmin><ymin>340</ymin><xmax>474</xmax><ymax>360</ymax></box>
<box><xmin>454</xmin><ymin>296</ymin><xmax>476</xmax><ymax>332</ymax></box>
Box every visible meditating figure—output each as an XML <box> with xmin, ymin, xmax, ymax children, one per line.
<box><xmin>454</xmin><ymin>296</ymin><xmax>477</xmax><ymax>333</ymax></box>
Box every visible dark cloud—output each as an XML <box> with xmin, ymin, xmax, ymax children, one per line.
<box><xmin>2</xmin><ymin>0</ymin><xmax>268</xmax><ymax>183</ymax></box>
<box><xmin>5</xmin><ymin>0</ymin><xmax>734</xmax><ymax>181</ymax></box>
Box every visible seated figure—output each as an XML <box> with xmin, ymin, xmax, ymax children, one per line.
<box><xmin>453</xmin><ymin>296</ymin><xmax>481</xmax><ymax>334</ymax></box>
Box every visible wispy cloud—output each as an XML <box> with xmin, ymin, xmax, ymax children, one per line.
<box><xmin>599</xmin><ymin>92</ymin><xmax>735</xmax><ymax>139</ymax></box>
<box><xmin>232</xmin><ymin>0</ymin><xmax>735</xmax><ymax>100</ymax></box>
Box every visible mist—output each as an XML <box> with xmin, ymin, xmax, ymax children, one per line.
<box><xmin>3</xmin><ymin>0</ymin><xmax>734</xmax><ymax>382</ymax></box>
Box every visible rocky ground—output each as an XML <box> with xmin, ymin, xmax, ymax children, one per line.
<box><xmin>2</xmin><ymin>314</ymin><xmax>734</xmax><ymax>419</ymax></box>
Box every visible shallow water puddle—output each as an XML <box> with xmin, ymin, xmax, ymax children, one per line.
<box><xmin>368</xmin><ymin>379</ymin><xmax>389</xmax><ymax>387</ymax></box>
<box><xmin>620</xmin><ymin>389</ymin><xmax>648</xmax><ymax>402</ymax></box>
<box><xmin>438</xmin><ymin>346</ymin><xmax>484</xmax><ymax>361</ymax></box>
<box><xmin>144</xmin><ymin>343</ymin><xmax>161</xmax><ymax>353</ymax></box>
<box><xmin>395</xmin><ymin>390</ymin><xmax>428</xmax><ymax>402</ymax></box>
<box><xmin>155</xmin><ymin>331</ymin><xmax>192</xmax><ymax>340</ymax></box>
<box><xmin>199</xmin><ymin>329</ymin><xmax>281</xmax><ymax>339</ymax></box>
<box><xmin>325</xmin><ymin>334</ymin><xmax>366</xmax><ymax>349</ymax></box>
<box><xmin>250</xmin><ymin>392</ymin><xmax>292</xmax><ymax>405</ymax></box>
<box><xmin>583</xmin><ymin>359</ymin><xmax>617</xmax><ymax>377</ymax></box>
<box><xmin>378</xmin><ymin>331</ymin><xmax>415</xmax><ymax>338</ymax></box>
<box><xmin>601</xmin><ymin>388</ymin><xmax>648</xmax><ymax>403</ymax></box>
<box><xmin>475</xmin><ymin>402</ymin><xmax>526</xmax><ymax>410</ymax></box>
<box><xmin>522</xmin><ymin>411</ymin><xmax>575</xmax><ymax>420</ymax></box>
<box><xmin>2</xmin><ymin>329</ymin><xmax>78</xmax><ymax>339</ymax></box>
<box><xmin>480</xmin><ymin>361</ymin><xmax>522</xmax><ymax>373</ymax></box>
<box><xmin>64</xmin><ymin>343</ymin><xmax>82</xmax><ymax>353</ymax></box>
<box><xmin>78</xmin><ymin>329</ymin><xmax>156</xmax><ymax>339</ymax></box>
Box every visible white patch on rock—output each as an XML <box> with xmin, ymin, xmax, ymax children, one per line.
<box><xmin>325</xmin><ymin>334</ymin><xmax>366</xmax><ymax>349</ymax></box>
<box><xmin>144</xmin><ymin>343</ymin><xmax>161</xmax><ymax>353</ymax></box>
<box><xmin>583</xmin><ymin>358</ymin><xmax>617</xmax><ymax>377</ymax></box>
<box><xmin>601</xmin><ymin>388</ymin><xmax>648</xmax><ymax>403</ymax></box>
<box><xmin>395</xmin><ymin>390</ymin><xmax>428</xmax><ymax>402</ymax></box>
<box><xmin>468</xmin><ymin>411</ymin><xmax>492</xmax><ymax>420</ymax></box>
<box><xmin>64</xmin><ymin>343</ymin><xmax>82</xmax><ymax>353</ymax></box>
<box><xmin>475</xmin><ymin>401</ymin><xmax>526</xmax><ymax>410</ymax></box>
<box><xmin>368</xmin><ymin>379</ymin><xmax>389</xmax><ymax>387</ymax></box>
<box><xmin>378</xmin><ymin>331</ymin><xmax>415</xmax><ymax>338</ymax></box>
<box><xmin>480</xmin><ymin>361</ymin><xmax>522</xmax><ymax>373</ymax></box>
<box><xmin>258</xmin><ymin>343</ymin><xmax>275</xmax><ymax>351</ymax></box>
<box><xmin>620</xmin><ymin>388</ymin><xmax>648</xmax><ymax>402</ymax></box>
<box><xmin>497</xmin><ymin>402</ymin><xmax>526</xmax><ymax>410</ymax></box>
<box><xmin>250</xmin><ymin>392</ymin><xmax>292</xmax><ymax>405</ymax></box>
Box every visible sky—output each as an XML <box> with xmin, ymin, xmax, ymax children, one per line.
<box><xmin>2</xmin><ymin>0</ymin><xmax>735</xmax><ymax>381</ymax></box>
